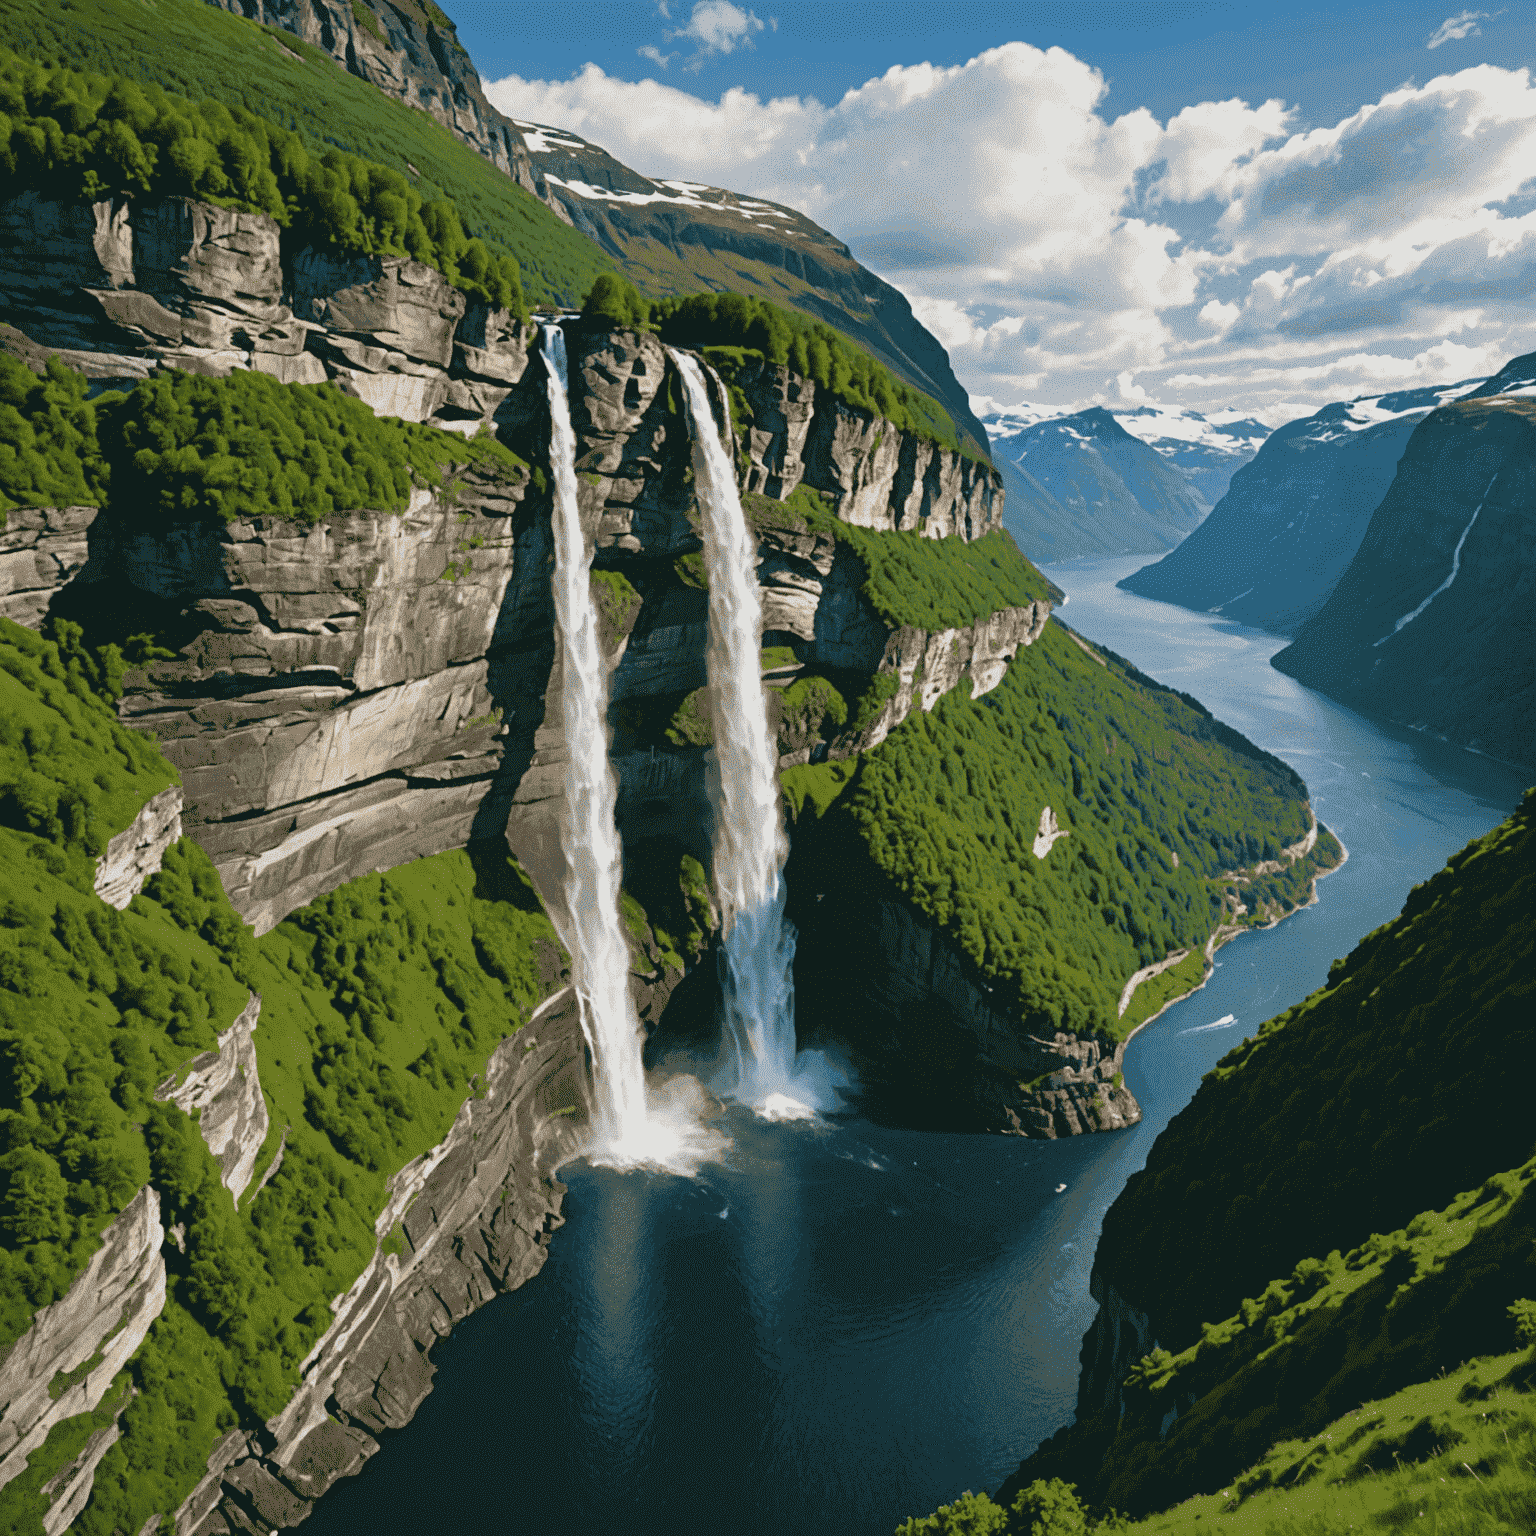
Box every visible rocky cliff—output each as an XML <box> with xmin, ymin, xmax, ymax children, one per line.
<box><xmin>1119</xmin><ymin>378</ymin><xmax>1482</xmax><ymax>635</ymax></box>
<box><xmin>9</xmin><ymin>269</ymin><xmax>1000</xmax><ymax>936</ymax></box>
<box><xmin>162</xmin><ymin>989</ymin><xmax>586</xmax><ymax>1536</ymax></box>
<box><xmin>1271</xmin><ymin>389</ymin><xmax>1536</xmax><ymax>769</ymax></box>
<box><xmin>152</xmin><ymin>993</ymin><xmax>269</xmax><ymax>1206</ymax></box>
<box><xmin>0</xmin><ymin>1190</ymin><xmax>166</xmax><ymax>1504</ymax></box>
<box><xmin>786</xmin><ymin>869</ymin><xmax>1141</xmax><ymax>1135</ymax></box>
<box><xmin>0</xmin><ymin>505</ymin><xmax>96</xmax><ymax>628</ymax></box>
<box><xmin>203</xmin><ymin>0</ymin><xmax>991</xmax><ymax>457</ymax></box>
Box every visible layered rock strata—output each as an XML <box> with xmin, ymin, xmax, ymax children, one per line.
<box><xmin>0</xmin><ymin>505</ymin><xmax>97</xmax><ymax>627</ymax></box>
<box><xmin>0</xmin><ymin>192</ymin><xmax>531</xmax><ymax>431</ymax></box>
<box><xmin>153</xmin><ymin>993</ymin><xmax>269</xmax><ymax>1205</ymax></box>
<box><xmin>92</xmin><ymin>786</ymin><xmax>184</xmax><ymax>911</ymax></box>
<box><xmin>80</xmin><ymin>475</ymin><xmax>553</xmax><ymax>934</ymax></box>
<box><xmin>155</xmin><ymin>988</ymin><xmax>586</xmax><ymax>1536</ymax></box>
<box><xmin>787</xmin><ymin>882</ymin><xmax>1141</xmax><ymax>1137</ymax></box>
<box><xmin>0</xmin><ymin>1188</ymin><xmax>166</xmax><ymax>1496</ymax></box>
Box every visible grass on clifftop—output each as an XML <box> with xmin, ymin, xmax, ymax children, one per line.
<box><xmin>744</xmin><ymin>484</ymin><xmax>1054</xmax><ymax>631</ymax></box>
<box><xmin>0</xmin><ymin>0</ymin><xmax>616</xmax><ymax>308</ymax></box>
<box><xmin>0</xmin><ymin>617</ymin><xmax>564</xmax><ymax>1536</ymax></box>
<box><xmin>1</xmin><ymin>356</ymin><xmax>524</xmax><ymax>530</ymax></box>
<box><xmin>0</xmin><ymin>42</ymin><xmax>526</xmax><ymax>315</ymax></box>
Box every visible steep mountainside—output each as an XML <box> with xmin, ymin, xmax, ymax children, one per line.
<box><xmin>987</xmin><ymin>407</ymin><xmax>1212</xmax><ymax>562</ymax></box>
<box><xmin>0</xmin><ymin>311</ymin><xmax>1341</xmax><ymax>1531</ymax></box>
<box><xmin>992</xmin><ymin>788</ymin><xmax>1535</xmax><ymax>1520</ymax></box>
<box><xmin>1119</xmin><ymin>378</ymin><xmax>1482</xmax><ymax>634</ymax></box>
<box><xmin>188</xmin><ymin>0</ymin><xmax>991</xmax><ymax>457</ymax></box>
<box><xmin>1271</xmin><ymin>389</ymin><xmax>1536</xmax><ymax>770</ymax></box>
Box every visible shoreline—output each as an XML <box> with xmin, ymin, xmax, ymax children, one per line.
<box><xmin>1119</xmin><ymin>820</ymin><xmax>1350</xmax><ymax>1066</ymax></box>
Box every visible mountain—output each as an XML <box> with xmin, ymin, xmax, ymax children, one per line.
<box><xmin>0</xmin><ymin>74</ymin><xmax>1339</xmax><ymax>1524</ymax></box>
<box><xmin>984</xmin><ymin>406</ymin><xmax>1213</xmax><ymax>562</ymax></box>
<box><xmin>185</xmin><ymin>0</ymin><xmax>990</xmax><ymax>457</ymax></box>
<box><xmin>1271</xmin><ymin>371</ymin><xmax>1536</xmax><ymax>770</ymax></box>
<box><xmin>1118</xmin><ymin>378</ymin><xmax>1483</xmax><ymax>634</ymax></box>
<box><xmin>1109</xmin><ymin>403</ymin><xmax>1270</xmax><ymax>506</ymax></box>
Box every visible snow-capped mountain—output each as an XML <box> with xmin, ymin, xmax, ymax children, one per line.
<box><xmin>977</xmin><ymin>400</ymin><xmax>1270</xmax><ymax>562</ymax></box>
<box><xmin>1118</xmin><ymin>377</ymin><xmax>1488</xmax><ymax>635</ymax></box>
<box><xmin>981</xmin><ymin>407</ymin><xmax>1214</xmax><ymax>563</ymax></box>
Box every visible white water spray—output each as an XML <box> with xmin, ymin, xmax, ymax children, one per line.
<box><xmin>543</xmin><ymin>327</ymin><xmax>725</xmax><ymax>1173</ymax></box>
<box><xmin>670</xmin><ymin>350</ymin><xmax>846</xmax><ymax>1118</ymax></box>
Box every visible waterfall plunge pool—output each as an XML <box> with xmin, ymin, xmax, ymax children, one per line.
<box><xmin>300</xmin><ymin>554</ymin><xmax>1526</xmax><ymax>1536</ymax></box>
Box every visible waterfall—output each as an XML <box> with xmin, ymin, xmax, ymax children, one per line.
<box><xmin>670</xmin><ymin>350</ymin><xmax>843</xmax><ymax>1119</ymax></box>
<box><xmin>542</xmin><ymin>326</ymin><xmax>724</xmax><ymax>1171</ymax></box>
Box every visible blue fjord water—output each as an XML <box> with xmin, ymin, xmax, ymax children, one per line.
<box><xmin>302</xmin><ymin>554</ymin><xmax>1527</xmax><ymax>1536</ymax></box>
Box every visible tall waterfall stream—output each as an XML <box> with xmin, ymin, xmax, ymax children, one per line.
<box><xmin>671</xmin><ymin>350</ymin><xmax>843</xmax><ymax>1117</ymax></box>
<box><xmin>300</xmin><ymin>552</ymin><xmax>1524</xmax><ymax>1536</ymax></box>
<box><xmin>543</xmin><ymin>327</ymin><xmax>721</xmax><ymax>1172</ymax></box>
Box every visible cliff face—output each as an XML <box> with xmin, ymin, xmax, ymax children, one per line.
<box><xmin>152</xmin><ymin>993</ymin><xmax>269</xmax><ymax>1205</ymax></box>
<box><xmin>204</xmin><ymin>1</ymin><xmax>991</xmax><ymax>456</ymax></box>
<box><xmin>0</xmin><ymin>1189</ymin><xmax>166</xmax><ymax>1502</ymax></box>
<box><xmin>786</xmin><ymin>869</ymin><xmax>1141</xmax><ymax>1135</ymax></box>
<box><xmin>0</xmin><ymin>506</ymin><xmax>97</xmax><ymax>627</ymax></box>
<box><xmin>18</xmin><ymin>300</ymin><xmax>999</xmax><ymax>937</ymax></box>
<box><xmin>1119</xmin><ymin>378</ymin><xmax>1482</xmax><ymax>635</ymax></box>
<box><xmin>162</xmin><ymin>990</ymin><xmax>586</xmax><ymax>1536</ymax></box>
<box><xmin>0</xmin><ymin>190</ymin><xmax>532</xmax><ymax>430</ymax></box>
<box><xmin>1271</xmin><ymin>392</ymin><xmax>1536</xmax><ymax>768</ymax></box>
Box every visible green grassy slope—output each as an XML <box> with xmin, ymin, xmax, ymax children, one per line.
<box><xmin>0</xmin><ymin>616</ymin><xmax>565</xmax><ymax>1536</ymax></box>
<box><xmin>918</xmin><ymin>790</ymin><xmax>1536</xmax><ymax>1533</ymax></box>
<box><xmin>902</xmin><ymin>1344</ymin><xmax>1536</xmax><ymax>1534</ymax></box>
<box><xmin>785</xmin><ymin>615</ymin><xmax>1329</xmax><ymax>1046</ymax></box>
<box><xmin>1097</xmin><ymin>787</ymin><xmax>1536</xmax><ymax>1347</ymax></box>
<box><xmin>1</xmin><ymin>0</ymin><xmax>615</xmax><ymax>307</ymax></box>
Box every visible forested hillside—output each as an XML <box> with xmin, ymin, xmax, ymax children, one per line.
<box><xmin>0</xmin><ymin>616</ymin><xmax>570</xmax><ymax>1536</ymax></box>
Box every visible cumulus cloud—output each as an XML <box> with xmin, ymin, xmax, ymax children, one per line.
<box><xmin>669</xmin><ymin>1</ymin><xmax>764</xmax><ymax>67</ymax></box>
<box><xmin>1427</xmin><ymin>10</ymin><xmax>1490</xmax><ymax>48</ymax></box>
<box><xmin>485</xmin><ymin>48</ymin><xmax>1536</xmax><ymax>421</ymax></box>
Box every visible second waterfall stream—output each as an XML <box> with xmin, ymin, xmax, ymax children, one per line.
<box><xmin>670</xmin><ymin>350</ymin><xmax>845</xmax><ymax>1119</ymax></box>
<box><xmin>542</xmin><ymin>325</ymin><xmax>723</xmax><ymax>1172</ymax></box>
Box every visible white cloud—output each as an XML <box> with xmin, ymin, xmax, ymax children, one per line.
<box><xmin>1199</xmin><ymin>299</ymin><xmax>1242</xmax><ymax>329</ymax></box>
<box><xmin>670</xmin><ymin>1</ymin><xmax>764</xmax><ymax>66</ymax></box>
<box><xmin>1427</xmin><ymin>10</ymin><xmax>1489</xmax><ymax>48</ymax></box>
<box><xmin>485</xmin><ymin>50</ymin><xmax>1536</xmax><ymax>423</ymax></box>
<box><xmin>638</xmin><ymin>44</ymin><xmax>673</xmax><ymax>69</ymax></box>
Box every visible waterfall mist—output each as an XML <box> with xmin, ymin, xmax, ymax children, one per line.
<box><xmin>670</xmin><ymin>350</ymin><xmax>847</xmax><ymax>1119</ymax></box>
<box><xmin>542</xmin><ymin>326</ymin><xmax>726</xmax><ymax>1173</ymax></box>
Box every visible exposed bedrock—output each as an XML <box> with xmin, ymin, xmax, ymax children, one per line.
<box><xmin>0</xmin><ymin>192</ymin><xmax>531</xmax><ymax>428</ymax></box>
<box><xmin>165</xmin><ymin>990</ymin><xmax>587</xmax><ymax>1536</ymax></box>
<box><xmin>0</xmin><ymin>1188</ymin><xmax>167</xmax><ymax>1498</ymax></box>
<box><xmin>0</xmin><ymin>505</ymin><xmax>98</xmax><ymax>628</ymax></box>
<box><xmin>64</xmin><ymin>473</ymin><xmax>555</xmax><ymax>934</ymax></box>
<box><xmin>92</xmin><ymin>786</ymin><xmax>184</xmax><ymax>912</ymax></box>
<box><xmin>784</xmin><ymin>838</ymin><xmax>1141</xmax><ymax>1137</ymax></box>
<box><xmin>153</xmin><ymin>992</ymin><xmax>269</xmax><ymax>1206</ymax></box>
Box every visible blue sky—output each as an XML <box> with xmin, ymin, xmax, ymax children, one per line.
<box><xmin>457</xmin><ymin>2</ymin><xmax>1536</xmax><ymax>422</ymax></box>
